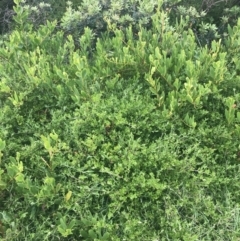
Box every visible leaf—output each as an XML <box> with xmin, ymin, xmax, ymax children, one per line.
<box><xmin>57</xmin><ymin>226</ymin><xmax>73</xmax><ymax>237</ymax></box>
<box><xmin>186</xmin><ymin>94</ymin><xmax>194</xmax><ymax>104</ymax></box>
<box><xmin>102</xmin><ymin>232</ymin><xmax>110</xmax><ymax>240</ymax></box>
<box><xmin>59</xmin><ymin>217</ymin><xmax>67</xmax><ymax>230</ymax></box>
<box><xmin>65</xmin><ymin>191</ymin><xmax>72</xmax><ymax>202</ymax></box>
<box><xmin>50</xmin><ymin>132</ymin><xmax>58</xmax><ymax>141</ymax></box>
<box><xmin>41</xmin><ymin>135</ymin><xmax>52</xmax><ymax>151</ymax></box>
<box><xmin>0</xmin><ymin>180</ymin><xmax>7</xmax><ymax>190</ymax></box>
<box><xmin>89</xmin><ymin>229</ymin><xmax>97</xmax><ymax>239</ymax></box>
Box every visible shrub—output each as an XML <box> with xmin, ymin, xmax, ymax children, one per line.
<box><xmin>0</xmin><ymin>1</ymin><xmax>240</xmax><ymax>240</ymax></box>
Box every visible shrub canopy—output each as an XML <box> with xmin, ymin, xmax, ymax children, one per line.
<box><xmin>0</xmin><ymin>0</ymin><xmax>240</xmax><ymax>240</ymax></box>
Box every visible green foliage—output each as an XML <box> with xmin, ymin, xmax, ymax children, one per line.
<box><xmin>1</xmin><ymin>0</ymin><xmax>240</xmax><ymax>49</ymax></box>
<box><xmin>0</xmin><ymin>2</ymin><xmax>240</xmax><ymax>240</ymax></box>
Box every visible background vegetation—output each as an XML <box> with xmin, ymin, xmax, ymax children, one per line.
<box><xmin>0</xmin><ymin>0</ymin><xmax>240</xmax><ymax>240</ymax></box>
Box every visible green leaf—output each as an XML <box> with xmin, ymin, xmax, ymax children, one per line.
<box><xmin>89</xmin><ymin>229</ymin><xmax>97</xmax><ymax>239</ymax></box>
<box><xmin>41</xmin><ymin>135</ymin><xmax>52</xmax><ymax>151</ymax></box>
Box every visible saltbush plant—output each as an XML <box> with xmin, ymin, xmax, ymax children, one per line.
<box><xmin>0</xmin><ymin>0</ymin><xmax>240</xmax><ymax>240</ymax></box>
